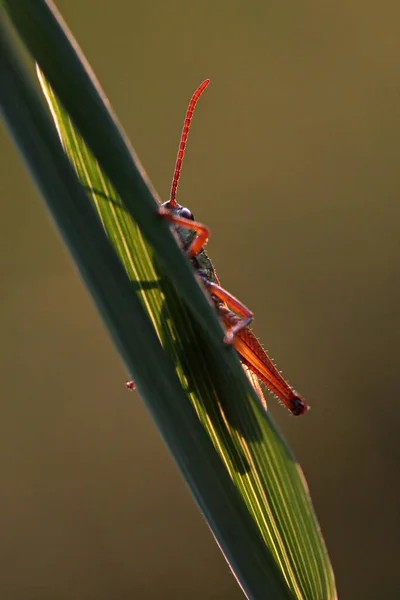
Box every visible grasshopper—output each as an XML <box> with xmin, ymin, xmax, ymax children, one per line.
<box><xmin>128</xmin><ymin>80</ymin><xmax>308</xmax><ymax>416</ymax></box>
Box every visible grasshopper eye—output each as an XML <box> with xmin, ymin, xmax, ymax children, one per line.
<box><xmin>180</xmin><ymin>207</ymin><xmax>195</xmax><ymax>220</ymax></box>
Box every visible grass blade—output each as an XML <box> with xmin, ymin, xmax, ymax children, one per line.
<box><xmin>1</xmin><ymin>4</ymin><xmax>337</xmax><ymax>599</ymax></box>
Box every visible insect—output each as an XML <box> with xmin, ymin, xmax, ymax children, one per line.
<box><xmin>128</xmin><ymin>80</ymin><xmax>309</xmax><ymax>416</ymax></box>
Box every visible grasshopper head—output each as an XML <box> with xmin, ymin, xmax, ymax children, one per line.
<box><xmin>161</xmin><ymin>200</ymin><xmax>194</xmax><ymax>221</ymax></box>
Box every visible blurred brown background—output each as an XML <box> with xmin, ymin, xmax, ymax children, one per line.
<box><xmin>1</xmin><ymin>1</ymin><xmax>400</xmax><ymax>598</ymax></box>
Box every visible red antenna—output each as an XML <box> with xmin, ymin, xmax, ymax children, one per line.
<box><xmin>169</xmin><ymin>79</ymin><xmax>210</xmax><ymax>206</ymax></box>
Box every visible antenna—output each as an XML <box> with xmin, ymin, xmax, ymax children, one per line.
<box><xmin>169</xmin><ymin>79</ymin><xmax>210</xmax><ymax>206</ymax></box>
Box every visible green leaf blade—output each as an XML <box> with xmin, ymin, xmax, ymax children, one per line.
<box><xmin>1</xmin><ymin>4</ymin><xmax>337</xmax><ymax>599</ymax></box>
